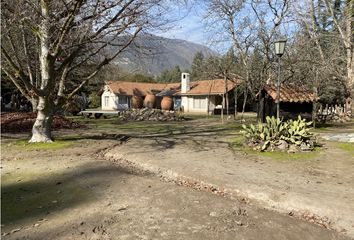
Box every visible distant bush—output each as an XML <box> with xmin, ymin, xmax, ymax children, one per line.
<box><xmin>89</xmin><ymin>92</ymin><xmax>101</xmax><ymax>108</ymax></box>
<box><xmin>241</xmin><ymin>116</ymin><xmax>315</xmax><ymax>152</ymax></box>
<box><xmin>64</xmin><ymin>94</ymin><xmax>90</xmax><ymax>115</ymax></box>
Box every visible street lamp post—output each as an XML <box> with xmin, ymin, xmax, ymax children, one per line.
<box><xmin>274</xmin><ymin>39</ymin><xmax>287</xmax><ymax>119</ymax></box>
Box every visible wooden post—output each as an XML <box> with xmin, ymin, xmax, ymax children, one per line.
<box><xmin>225</xmin><ymin>76</ymin><xmax>229</xmax><ymax>119</ymax></box>
<box><xmin>234</xmin><ymin>86</ymin><xmax>238</xmax><ymax>119</ymax></box>
<box><xmin>221</xmin><ymin>94</ymin><xmax>224</xmax><ymax>124</ymax></box>
<box><xmin>207</xmin><ymin>96</ymin><xmax>210</xmax><ymax>119</ymax></box>
<box><xmin>312</xmin><ymin>87</ymin><xmax>317</xmax><ymax>128</ymax></box>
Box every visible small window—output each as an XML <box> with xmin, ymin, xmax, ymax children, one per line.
<box><xmin>119</xmin><ymin>96</ymin><xmax>129</xmax><ymax>105</ymax></box>
<box><xmin>104</xmin><ymin>96</ymin><xmax>109</xmax><ymax>106</ymax></box>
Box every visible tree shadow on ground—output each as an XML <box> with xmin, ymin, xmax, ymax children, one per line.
<box><xmin>315</xmin><ymin>121</ymin><xmax>354</xmax><ymax>131</ymax></box>
<box><xmin>130</xmin><ymin>131</ymin><xmax>236</xmax><ymax>154</ymax></box>
<box><xmin>1</xmin><ymin>162</ymin><xmax>132</xmax><ymax>227</ymax></box>
<box><xmin>54</xmin><ymin>124</ymin><xmax>240</xmax><ymax>144</ymax></box>
<box><xmin>57</xmin><ymin>133</ymin><xmax>131</xmax><ymax>142</ymax></box>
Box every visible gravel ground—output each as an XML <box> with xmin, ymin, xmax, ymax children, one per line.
<box><xmin>1</xmin><ymin>133</ymin><xmax>350</xmax><ymax>240</ymax></box>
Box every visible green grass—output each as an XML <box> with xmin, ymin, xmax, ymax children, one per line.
<box><xmin>336</xmin><ymin>142</ymin><xmax>354</xmax><ymax>156</ymax></box>
<box><xmin>312</xmin><ymin>120</ymin><xmax>354</xmax><ymax>133</ymax></box>
<box><xmin>11</xmin><ymin>139</ymin><xmax>73</xmax><ymax>150</ymax></box>
<box><xmin>183</xmin><ymin>114</ymin><xmax>221</xmax><ymax>120</ymax></box>
<box><xmin>252</xmin><ymin>148</ymin><xmax>320</xmax><ymax>161</ymax></box>
<box><xmin>69</xmin><ymin>115</ymin><xmax>246</xmax><ymax>137</ymax></box>
<box><xmin>69</xmin><ymin>116</ymin><xmax>184</xmax><ymax>133</ymax></box>
<box><xmin>229</xmin><ymin>135</ymin><xmax>244</xmax><ymax>149</ymax></box>
<box><xmin>231</xmin><ymin>136</ymin><xmax>320</xmax><ymax>161</ymax></box>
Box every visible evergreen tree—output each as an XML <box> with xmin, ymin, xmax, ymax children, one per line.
<box><xmin>157</xmin><ymin>66</ymin><xmax>183</xmax><ymax>83</ymax></box>
<box><xmin>191</xmin><ymin>52</ymin><xmax>205</xmax><ymax>80</ymax></box>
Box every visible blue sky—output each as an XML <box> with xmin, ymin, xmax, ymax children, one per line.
<box><xmin>152</xmin><ymin>1</ymin><xmax>298</xmax><ymax>54</ymax></box>
<box><xmin>155</xmin><ymin>3</ymin><xmax>209</xmax><ymax>46</ymax></box>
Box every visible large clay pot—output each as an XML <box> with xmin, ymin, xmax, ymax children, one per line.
<box><xmin>161</xmin><ymin>96</ymin><xmax>173</xmax><ymax>110</ymax></box>
<box><xmin>144</xmin><ymin>94</ymin><xmax>156</xmax><ymax>109</ymax></box>
<box><xmin>132</xmin><ymin>96</ymin><xmax>143</xmax><ymax>109</ymax></box>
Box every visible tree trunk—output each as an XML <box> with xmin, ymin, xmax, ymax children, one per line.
<box><xmin>30</xmin><ymin>97</ymin><xmax>38</xmax><ymax>112</ymax></box>
<box><xmin>345</xmin><ymin>0</ymin><xmax>353</xmax><ymax>114</ymax></box>
<box><xmin>348</xmin><ymin>53</ymin><xmax>354</xmax><ymax>114</ymax></box>
<box><xmin>224</xmin><ymin>75</ymin><xmax>229</xmax><ymax>118</ymax></box>
<box><xmin>29</xmin><ymin>97</ymin><xmax>53</xmax><ymax>143</ymax></box>
<box><xmin>226</xmin><ymin>93</ymin><xmax>229</xmax><ymax>118</ymax></box>
<box><xmin>29</xmin><ymin>1</ymin><xmax>55</xmax><ymax>143</ymax></box>
<box><xmin>241</xmin><ymin>84</ymin><xmax>248</xmax><ymax>120</ymax></box>
<box><xmin>207</xmin><ymin>96</ymin><xmax>210</xmax><ymax>119</ymax></box>
<box><xmin>234</xmin><ymin>87</ymin><xmax>238</xmax><ymax>118</ymax></box>
<box><xmin>221</xmin><ymin>94</ymin><xmax>225</xmax><ymax>124</ymax></box>
<box><xmin>11</xmin><ymin>94</ymin><xmax>17</xmax><ymax>111</ymax></box>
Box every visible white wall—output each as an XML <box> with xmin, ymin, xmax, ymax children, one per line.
<box><xmin>181</xmin><ymin>96</ymin><xmax>189</xmax><ymax>112</ymax></box>
<box><xmin>181</xmin><ymin>73</ymin><xmax>190</xmax><ymax>93</ymax></box>
<box><xmin>181</xmin><ymin>95</ymin><xmax>215</xmax><ymax>114</ymax></box>
<box><xmin>101</xmin><ymin>88</ymin><xmax>118</xmax><ymax>110</ymax></box>
<box><xmin>101</xmin><ymin>87</ymin><xmax>131</xmax><ymax>110</ymax></box>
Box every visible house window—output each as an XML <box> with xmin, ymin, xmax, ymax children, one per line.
<box><xmin>119</xmin><ymin>96</ymin><xmax>129</xmax><ymax>105</ymax></box>
<box><xmin>104</xmin><ymin>96</ymin><xmax>109</xmax><ymax>106</ymax></box>
<box><xmin>193</xmin><ymin>97</ymin><xmax>207</xmax><ymax>109</ymax></box>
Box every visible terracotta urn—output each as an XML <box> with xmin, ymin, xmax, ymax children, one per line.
<box><xmin>132</xmin><ymin>96</ymin><xmax>143</xmax><ymax>109</ymax></box>
<box><xmin>144</xmin><ymin>94</ymin><xmax>156</xmax><ymax>109</ymax></box>
<box><xmin>161</xmin><ymin>96</ymin><xmax>173</xmax><ymax>110</ymax></box>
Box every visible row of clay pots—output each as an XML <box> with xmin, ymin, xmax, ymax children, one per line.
<box><xmin>131</xmin><ymin>95</ymin><xmax>173</xmax><ymax>110</ymax></box>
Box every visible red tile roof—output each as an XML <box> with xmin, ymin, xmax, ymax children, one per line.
<box><xmin>106</xmin><ymin>79</ymin><xmax>241</xmax><ymax>96</ymax></box>
<box><xmin>182</xmin><ymin>79</ymin><xmax>239</xmax><ymax>95</ymax></box>
<box><xmin>263</xmin><ymin>84</ymin><xmax>317</xmax><ymax>103</ymax></box>
<box><xmin>106</xmin><ymin>81</ymin><xmax>179</xmax><ymax>96</ymax></box>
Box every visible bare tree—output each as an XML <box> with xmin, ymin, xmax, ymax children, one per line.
<box><xmin>203</xmin><ymin>0</ymin><xmax>291</xmax><ymax>119</ymax></box>
<box><xmin>1</xmin><ymin>0</ymin><xmax>182</xmax><ymax>142</ymax></box>
<box><xmin>291</xmin><ymin>0</ymin><xmax>350</xmax><ymax>107</ymax></box>
<box><xmin>321</xmin><ymin>0</ymin><xmax>353</xmax><ymax>108</ymax></box>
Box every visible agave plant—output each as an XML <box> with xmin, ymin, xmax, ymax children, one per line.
<box><xmin>242</xmin><ymin>116</ymin><xmax>288</xmax><ymax>151</ymax></box>
<box><xmin>241</xmin><ymin>115</ymin><xmax>315</xmax><ymax>152</ymax></box>
<box><xmin>281</xmin><ymin>116</ymin><xmax>313</xmax><ymax>147</ymax></box>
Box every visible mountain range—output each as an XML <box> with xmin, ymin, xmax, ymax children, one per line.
<box><xmin>110</xmin><ymin>34</ymin><xmax>216</xmax><ymax>76</ymax></box>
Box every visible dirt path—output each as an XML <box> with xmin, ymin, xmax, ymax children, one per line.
<box><xmin>104</xmin><ymin>133</ymin><xmax>354</xmax><ymax>238</ymax></box>
<box><xmin>1</xmin><ymin>133</ymin><xmax>350</xmax><ymax>240</ymax></box>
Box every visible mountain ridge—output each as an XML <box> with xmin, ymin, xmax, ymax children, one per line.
<box><xmin>111</xmin><ymin>34</ymin><xmax>217</xmax><ymax>76</ymax></box>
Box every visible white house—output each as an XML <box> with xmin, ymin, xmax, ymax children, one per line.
<box><xmin>101</xmin><ymin>85</ymin><xmax>130</xmax><ymax>110</ymax></box>
<box><xmin>101</xmin><ymin>73</ymin><xmax>240</xmax><ymax>114</ymax></box>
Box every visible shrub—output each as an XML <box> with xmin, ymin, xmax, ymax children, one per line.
<box><xmin>241</xmin><ymin>116</ymin><xmax>315</xmax><ymax>152</ymax></box>
<box><xmin>89</xmin><ymin>92</ymin><xmax>101</xmax><ymax>108</ymax></box>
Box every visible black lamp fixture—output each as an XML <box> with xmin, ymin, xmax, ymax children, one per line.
<box><xmin>274</xmin><ymin>39</ymin><xmax>287</xmax><ymax>57</ymax></box>
<box><xmin>274</xmin><ymin>38</ymin><xmax>287</xmax><ymax>119</ymax></box>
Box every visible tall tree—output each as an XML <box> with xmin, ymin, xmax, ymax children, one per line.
<box><xmin>293</xmin><ymin>0</ymin><xmax>351</xmax><ymax>105</ymax></box>
<box><xmin>321</xmin><ymin>0</ymin><xmax>353</xmax><ymax>107</ymax></box>
<box><xmin>157</xmin><ymin>66</ymin><xmax>183</xmax><ymax>83</ymax></box>
<box><xmin>1</xmin><ymin>0</ymin><xmax>182</xmax><ymax>142</ymax></box>
<box><xmin>204</xmin><ymin>0</ymin><xmax>291</xmax><ymax>116</ymax></box>
<box><xmin>191</xmin><ymin>51</ymin><xmax>205</xmax><ymax>80</ymax></box>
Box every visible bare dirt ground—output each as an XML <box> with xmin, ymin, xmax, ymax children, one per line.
<box><xmin>1</xmin><ymin>116</ymin><xmax>353</xmax><ymax>240</ymax></box>
<box><xmin>104</xmin><ymin>119</ymin><xmax>354</xmax><ymax>237</ymax></box>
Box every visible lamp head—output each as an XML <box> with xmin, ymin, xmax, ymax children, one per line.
<box><xmin>274</xmin><ymin>39</ymin><xmax>287</xmax><ymax>57</ymax></box>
